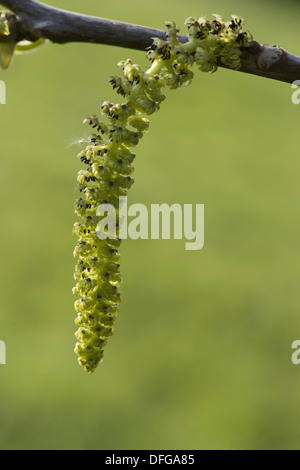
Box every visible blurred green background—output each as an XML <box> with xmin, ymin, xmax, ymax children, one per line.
<box><xmin>0</xmin><ymin>0</ymin><xmax>300</xmax><ymax>450</ymax></box>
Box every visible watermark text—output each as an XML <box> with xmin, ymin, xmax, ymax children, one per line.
<box><xmin>0</xmin><ymin>80</ymin><xmax>6</xmax><ymax>104</ymax></box>
<box><xmin>0</xmin><ymin>340</ymin><xmax>6</xmax><ymax>365</ymax></box>
<box><xmin>96</xmin><ymin>198</ymin><xmax>204</xmax><ymax>251</ymax></box>
<box><xmin>291</xmin><ymin>80</ymin><xmax>300</xmax><ymax>105</ymax></box>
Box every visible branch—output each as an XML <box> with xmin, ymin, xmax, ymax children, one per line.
<box><xmin>1</xmin><ymin>0</ymin><xmax>300</xmax><ymax>84</ymax></box>
<box><xmin>0</xmin><ymin>0</ymin><xmax>181</xmax><ymax>49</ymax></box>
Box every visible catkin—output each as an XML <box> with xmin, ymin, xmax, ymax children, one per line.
<box><xmin>73</xmin><ymin>16</ymin><xmax>253</xmax><ymax>373</ymax></box>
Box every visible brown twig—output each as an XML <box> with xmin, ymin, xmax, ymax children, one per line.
<box><xmin>0</xmin><ymin>0</ymin><xmax>300</xmax><ymax>84</ymax></box>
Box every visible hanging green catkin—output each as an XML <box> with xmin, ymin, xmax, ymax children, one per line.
<box><xmin>73</xmin><ymin>15</ymin><xmax>254</xmax><ymax>373</ymax></box>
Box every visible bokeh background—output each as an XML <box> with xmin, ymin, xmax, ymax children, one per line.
<box><xmin>0</xmin><ymin>0</ymin><xmax>300</xmax><ymax>450</ymax></box>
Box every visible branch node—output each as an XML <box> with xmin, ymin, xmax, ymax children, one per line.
<box><xmin>257</xmin><ymin>44</ymin><xmax>282</xmax><ymax>71</ymax></box>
